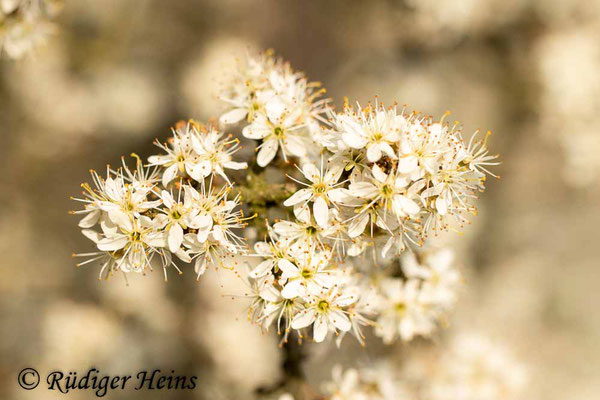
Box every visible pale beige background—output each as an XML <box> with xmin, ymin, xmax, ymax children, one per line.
<box><xmin>1</xmin><ymin>0</ymin><xmax>599</xmax><ymax>399</ymax></box>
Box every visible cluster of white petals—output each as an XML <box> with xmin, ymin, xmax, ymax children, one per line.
<box><xmin>323</xmin><ymin>363</ymin><xmax>412</xmax><ymax>400</ymax></box>
<box><xmin>220</xmin><ymin>51</ymin><xmax>494</xmax><ymax>345</ymax></box>
<box><xmin>246</xmin><ymin>235</ymin><xmax>461</xmax><ymax>345</ymax></box>
<box><xmin>317</xmin><ymin>101</ymin><xmax>499</xmax><ymax>256</ymax></box>
<box><xmin>322</xmin><ymin>334</ymin><xmax>526</xmax><ymax>400</ymax></box>
<box><xmin>73</xmin><ymin>50</ymin><xmax>497</xmax><ymax>349</ymax></box>
<box><xmin>219</xmin><ymin>50</ymin><xmax>328</xmax><ymax>167</ymax></box>
<box><xmin>373</xmin><ymin>248</ymin><xmax>460</xmax><ymax>343</ymax></box>
<box><xmin>245</xmin><ymin>227</ymin><xmax>368</xmax><ymax>345</ymax></box>
<box><xmin>72</xmin><ymin>120</ymin><xmax>248</xmax><ymax>281</ymax></box>
<box><xmin>426</xmin><ymin>334</ymin><xmax>527</xmax><ymax>400</ymax></box>
<box><xmin>0</xmin><ymin>0</ymin><xmax>60</xmax><ymax>59</ymax></box>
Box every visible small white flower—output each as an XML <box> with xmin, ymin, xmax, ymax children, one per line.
<box><xmin>374</xmin><ymin>278</ymin><xmax>437</xmax><ymax>343</ymax></box>
<box><xmin>328</xmin><ymin>102</ymin><xmax>404</xmax><ymax>163</ymax></box>
<box><xmin>148</xmin><ymin>121</ymin><xmax>199</xmax><ymax>187</ymax></box>
<box><xmin>284</xmin><ymin>160</ymin><xmax>347</xmax><ymax>228</ymax></box>
<box><xmin>273</xmin><ymin>204</ymin><xmax>338</xmax><ymax>247</ymax></box>
<box><xmin>242</xmin><ymin>98</ymin><xmax>309</xmax><ymax>166</ymax></box>
<box><xmin>220</xmin><ymin>50</ymin><xmax>329</xmax><ymax>167</ymax></box>
<box><xmin>277</xmin><ymin>250</ymin><xmax>335</xmax><ymax>299</ymax></box>
<box><xmin>349</xmin><ymin>164</ymin><xmax>420</xmax><ymax>222</ymax></box>
<box><xmin>402</xmin><ymin>248</ymin><xmax>460</xmax><ymax>307</ymax></box>
<box><xmin>189</xmin><ymin>125</ymin><xmax>247</xmax><ymax>182</ymax></box>
<box><xmin>324</xmin><ymin>363</ymin><xmax>411</xmax><ymax>400</ymax></box>
<box><xmin>249</xmin><ymin>231</ymin><xmax>296</xmax><ymax>278</ymax></box>
<box><xmin>1</xmin><ymin>1</ymin><xmax>58</xmax><ymax>59</ymax></box>
<box><xmin>291</xmin><ymin>288</ymin><xmax>355</xmax><ymax>342</ymax></box>
<box><xmin>148</xmin><ymin>120</ymin><xmax>246</xmax><ymax>186</ymax></box>
<box><xmin>428</xmin><ymin>334</ymin><xmax>527</xmax><ymax>400</ymax></box>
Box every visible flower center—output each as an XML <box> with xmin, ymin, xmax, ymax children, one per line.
<box><xmin>306</xmin><ymin>226</ymin><xmax>318</xmax><ymax>236</ymax></box>
<box><xmin>273</xmin><ymin>126</ymin><xmax>284</xmax><ymax>138</ymax></box>
<box><xmin>381</xmin><ymin>184</ymin><xmax>393</xmax><ymax>197</ymax></box>
<box><xmin>171</xmin><ymin>209</ymin><xmax>182</xmax><ymax>220</ymax></box>
<box><xmin>317</xmin><ymin>300</ymin><xmax>330</xmax><ymax>312</ymax></box>
<box><xmin>394</xmin><ymin>302</ymin><xmax>406</xmax><ymax>314</ymax></box>
<box><xmin>301</xmin><ymin>269</ymin><xmax>314</xmax><ymax>279</ymax></box>
<box><xmin>130</xmin><ymin>231</ymin><xmax>142</xmax><ymax>242</ymax></box>
<box><xmin>313</xmin><ymin>183</ymin><xmax>327</xmax><ymax>194</ymax></box>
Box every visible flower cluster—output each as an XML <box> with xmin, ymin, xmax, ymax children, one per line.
<box><xmin>315</xmin><ymin>101</ymin><xmax>499</xmax><ymax>257</ymax></box>
<box><xmin>323</xmin><ymin>363</ymin><xmax>412</xmax><ymax>400</ymax></box>
<box><xmin>73</xmin><ymin>50</ymin><xmax>497</xmax><ymax>349</ymax></box>
<box><xmin>320</xmin><ymin>333</ymin><xmax>526</xmax><ymax>400</ymax></box>
<box><xmin>372</xmin><ymin>248</ymin><xmax>460</xmax><ymax>343</ymax></box>
<box><xmin>246</xmin><ymin>240</ymin><xmax>460</xmax><ymax>345</ymax></box>
<box><xmin>219</xmin><ymin>50</ymin><xmax>328</xmax><ymax>167</ymax></box>
<box><xmin>0</xmin><ymin>0</ymin><xmax>61</xmax><ymax>59</ymax></box>
<box><xmin>245</xmin><ymin>227</ymin><xmax>368</xmax><ymax>345</ymax></box>
<box><xmin>425</xmin><ymin>334</ymin><xmax>527</xmax><ymax>400</ymax></box>
<box><xmin>72</xmin><ymin>120</ymin><xmax>248</xmax><ymax>281</ymax></box>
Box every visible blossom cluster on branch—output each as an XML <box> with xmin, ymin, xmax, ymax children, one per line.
<box><xmin>72</xmin><ymin>50</ymin><xmax>497</xmax><ymax>347</ymax></box>
<box><xmin>72</xmin><ymin>120</ymin><xmax>249</xmax><ymax>282</ymax></box>
<box><xmin>0</xmin><ymin>0</ymin><xmax>61</xmax><ymax>58</ymax></box>
<box><xmin>320</xmin><ymin>333</ymin><xmax>526</xmax><ymax>400</ymax></box>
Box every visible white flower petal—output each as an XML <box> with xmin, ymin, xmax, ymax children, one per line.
<box><xmin>394</xmin><ymin>195</ymin><xmax>421</xmax><ymax>216</ymax></box>
<box><xmin>220</xmin><ymin>108</ymin><xmax>248</xmax><ymax>124</ymax></box>
<box><xmin>242</xmin><ymin>120</ymin><xmax>271</xmax><ymax>139</ymax></box>
<box><xmin>313</xmin><ymin>314</ymin><xmax>328</xmax><ymax>342</ymax></box>
<box><xmin>78</xmin><ymin>210</ymin><xmax>101</xmax><ymax>228</ymax></box>
<box><xmin>257</xmin><ymin>138</ymin><xmax>279</xmax><ymax>167</ymax></box>
<box><xmin>371</xmin><ymin>164</ymin><xmax>388</xmax><ymax>182</ymax></box>
<box><xmin>293</xmin><ymin>203</ymin><xmax>311</xmax><ymax>224</ymax></box>
<box><xmin>250</xmin><ymin>260</ymin><xmax>273</xmax><ymax>278</ymax></box>
<box><xmin>342</xmin><ymin>132</ymin><xmax>368</xmax><ymax>149</ymax></box>
<box><xmin>273</xmin><ymin>221</ymin><xmax>299</xmax><ymax>236</ymax></box>
<box><xmin>162</xmin><ymin>164</ymin><xmax>179</xmax><ymax>187</ymax></box>
<box><xmin>291</xmin><ymin>308</ymin><xmax>317</xmax><ymax>329</ymax></box>
<box><xmin>161</xmin><ymin>191</ymin><xmax>174</xmax><ymax>208</ymax></box>
<box><xmin>302</xmin><ymin>164</ymin><xmax>320</xmax><ymax>183</ymax></box>
<box><xmin>283</xmin><ymin>189</ymin><xmax>312</xmax><ymax>207</ymax></box>
<box><xmin>278</xmin><ymin>259</ymin><xmax>299</xmax><ymax>276</ymax></box>
<box><xmin>190</xmin><ymin>160</ymin><xmax>212</xmax><ymax>181</ymax></box>
<box><xmin>436</xmin><ymin>196</ymin><xmax>448</xmax><ymax>215</ymax></box>
<box><xmin>168</xmin><ymin>223</ymin><xmax>184</xmax><ymax>252</ymax></box>
<box><xmin>108</xmin><ymin>210</ymin><xmax>132</xmax><ymax>231</ymax></box>
<box><xmin>348</xmin><ymin>213</ymin><xmax>369</xmax><ymax>238</ymax></box>
<box><xmin>366</xmin><ymin>143</ymin><xmax>382</xmax><ymax>162</ymax></box>
<box><xmin>223</xmin><ymin>161</ymin><xmax>248</xmax><ymax>170</ymax></box>
<box><xmin>329</xmin><ymin>309</ymin><xmax>351</xmax><ymax>332</ymax></box>
<box><xmin>194</xmin><ymin>258</ymin><xmax>208</xmax><ymax>276</ymax></box>
<box><xmin>97</xmin><ymin>235</ymin><xmax>128</xmax><ymax>251</ymax></box>
<box><xmin>349</xmin><ymin>182</ymin><xmax>378</xmax><ymax>198</ymax></box>
<box><xmin>313</xmin><ymin>196</ymin><xmax>329</xmax><ymax>228</ymax></box>
<box><xmin>281</xmin><ymin>279</ymin><xmax>304</xmax><ymax>299</ymax></box>
<box><xmin>397</xmin><ymin>156</ymin><xmax>418</xmax><ymax>174</ymax></box>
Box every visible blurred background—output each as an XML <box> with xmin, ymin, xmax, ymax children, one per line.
<box><xmin>1</xmin><ymin>0</ymin><xmax>600</xmax><ymax>399</ymax></box>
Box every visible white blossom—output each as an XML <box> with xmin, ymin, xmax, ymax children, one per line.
<box><xmin>219</xmin><ymin>50</ymin><xmax>329</xmax><ymax>167</ymax></box>
<box><xmin>72</xmin><ymin>52</ymin><xmax>496</xmax><ymax>354</ymax></box>
<box><xmin>148</xmin><ymin>120</ymin><xmax>246</xmax><ymax>187</ymax></box>
<box><xmin>290</xmin><ymin>288</ymin><xmax>355</xmax><ymax>343</ymax></box>
<box><xmin>1</xmin><ymin>0</ymin><xmax>60</xmax><ymax>59</ymax></box>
